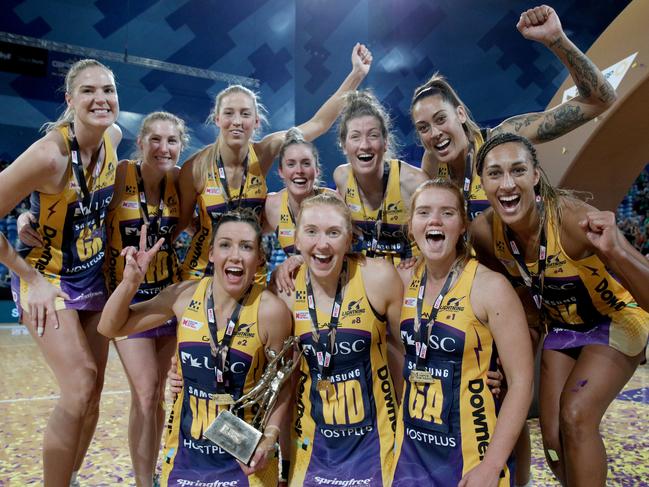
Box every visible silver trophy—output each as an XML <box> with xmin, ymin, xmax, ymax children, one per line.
<box><xmin>204</xmin><ymin>336</ymin><xmax>301</xmax><ymax>464</ymax></box>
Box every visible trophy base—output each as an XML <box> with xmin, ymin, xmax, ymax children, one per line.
<box><xmin>204</xmin><ymin>410</ymin><xmax>262</xmax><ymax>465</ymax></box>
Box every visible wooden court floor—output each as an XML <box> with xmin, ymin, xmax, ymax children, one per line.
<box><xmin>0</xmin><ymin>326</ymin><xmax>647</xmax><ymax>486</ymax></box>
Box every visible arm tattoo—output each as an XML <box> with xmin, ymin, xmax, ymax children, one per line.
<box><xmin>493</xmin><ymin>37</ymin><xmax>615</xmax><ymax>143</ymax></box>
<box><xmin>536</xmin><ymin>104</ymin><xmax>586</xmax><ymax>141</ymax></box>
<box><xmin>599</xmin><ymin>82</ymin><xmax>616</xmax><ymax>104</ymax></box>
<box><xmin>549</xmin><ymin>37</ymin><xmax>614</xmax><ymax>103</ymax></box>
<box><xmin>549</xmin><ymin>38</ymin><xmax>596</xmax><ymax>98</ymax></box>
<box><xmin>492</xmin><ymin>113</ymin><xmax>543</xmax><ymax>137</ymax></box>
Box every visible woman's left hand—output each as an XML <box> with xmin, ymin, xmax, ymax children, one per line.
<box><xmin>516</xmin><ymin>5</ymin><xmax>564</xmax><ymax>46</ymax></box>
<box><xmin>26</xmin><ymin>272</ymin><xmax>70</xmax><ymax>337</ymax></box>
<box><xmin>486</xmin><ymin>363</ymin><xmax>504</xmax><ymax>399</ymax></box>
<box><xmin>397</xmin><ymin>255</ymin><xmax>420</xmax><ymax>270</ymax></box>
<box><xmin>458</xmin><ymin>462</ymin><xmax>501</xmax><ymax>487</ymax></box>
<box><xmin>270</xmin><ymin>255</ymin><xmax>303</xmax><ymax>294</ymax></box>
<box><xmin>167</xmin><ymin>355</ymin><xmax>183</xmax><ymax>395</ymax></box>
<box><xmin>238</xmin><ymin>436</ymin><xmax>276</xmax><ymax>476</ymax></box>
<box><xmin>351</xmin><ymin>42</ymin><xmax>372</xmax><ymax>77</ymax></box>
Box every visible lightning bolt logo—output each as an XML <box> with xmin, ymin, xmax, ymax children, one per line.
<box><xmin>473</xmin><ymin>327</ymin><xmax>483</xmax><ymax>369</ymax></box>
<box><xmin>47</xmin><ymin>200</ymin><xmax>59</xmax><ymax>220</ymax></box>
<box><xmin>377</xmin><ymin>329</ymin><xmax>384</xmax><ymax>359</ymax></box>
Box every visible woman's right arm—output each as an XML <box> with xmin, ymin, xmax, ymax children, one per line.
<box><xmin>0</xmin><ymin>138</ymin><xmax>66</xmax><ymax>219</ymax></box>
<box><xmin>0</xmin><ymin>137</ymin><xmax>69</xmax><ymax>334</ymax></box>
<box><xmin>0</xmin><ymin>232</ymin><xmax>69</xmax><ymax>335</ymax></box>
<box><xmin>97</xmin><ymin>230</ymin><xmax>180</xmax><ymax>338</ymax></box>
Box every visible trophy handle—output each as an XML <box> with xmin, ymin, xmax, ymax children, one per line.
<box><xmin>233</xmin><ymin>337</ymin><xmax>299</xmax><ymax>405</ymax></box>
<box><xmin>233</xmin><ymin>336</ymin><xmax>302</xmax><ymax>427</ymax></box>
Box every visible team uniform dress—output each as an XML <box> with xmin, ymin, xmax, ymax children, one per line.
<box><xmin>391</xmin><ymin>259</ymin><xmax>513</xmax><ymax>486</ymax></box>
<box><xmin>275</xmin><ymin>189</ymin><xmax>299</xmax><ymax>257</ymax></box>
<box><xmin>289</xmin><ymin>257</ymin><xmax>397</xmax><ymax>487</ymax></box>
<box><xmin>162</xmin><ymin>278</ymin><xmax>278</xmax><ymax>486</ymax></box>
<box><xmin>12</xmin><ymin>125</ymin><xmax>117</xmax><ymax>312</ymax></box>
<box><xmin>435</xmin><ymin>133</ymin><xmax>487</xmax><ymax>221</ymax></box>
<box><xmin>106</xmin><ymin>160</ymin><xmax>180</xmax><ymax>338</ymax></box>
<box><xmin>344</xmin><ymin>159</ymin><xmax>412</xmax><ymax>263</ymax></box>
<box><xmin>492</xmin><ymin>212</ymin><xmax>649</xmax><ymax>357</ymax></box>
<box><xmin>181</xmin><ymin>144</ymin><xmax>267</xmax><ymax>280</ymax></box>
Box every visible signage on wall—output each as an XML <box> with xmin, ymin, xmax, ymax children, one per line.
<box><xmin>0</xmin><ymin>299</ymin><xmax>19</xmax><ymax>323</ymax></box>
<box><xmin>0</xmin><ymin>41</ymin><xmax>48</xmax><ymax>77</ymax></box>
<box><xmin>562</xmin><ymin>52</ymin><xmax>638</xmax><ymax>103</ymax></box>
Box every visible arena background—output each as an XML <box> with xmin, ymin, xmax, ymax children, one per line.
<box><xmin>3</xmin><ymin>0</ymin><xmax>648</xmax><ymax>308</ymax></box>
<box><xmin>0</xmin><ymin>0</ymin><xmax>632</xmax><ymax>186</ymax></box>
<box><xmin>0</xmin><ymin>2</ymin><xmax>648</xmax><ymax>485</ymax></box>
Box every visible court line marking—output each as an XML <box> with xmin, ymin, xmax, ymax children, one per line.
<box><xmin>0</xmin><ymin>389</ymin><xmax>130</xmax><ymax>404</ymax></box>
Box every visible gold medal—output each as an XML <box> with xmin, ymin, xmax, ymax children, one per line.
<box><xmin>409</xmin><ymin>369</ymin><xmax>435</xmax><ymax>383</ymax></box>
<box><xmin>316</xmin><ymin>379</ymin><xmax>334</xmax><ymax>395</ymax></box>
<box><xmin>213</xmin><ymin>393</ymin><xmax>235</xmax><ymax>405</ymax></box>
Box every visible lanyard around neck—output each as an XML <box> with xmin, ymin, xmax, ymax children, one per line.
<box><xmin>214</xmin><ymin>147</ymin><xmax>248</xmax><ymax>211</ymax></box>
<box><xmin>414</xmin><ymin>266</ymin><xmax>456</xmax><ymax>370</ymax></box>
<box><xmin>305</xmin><ymin>260</ymin><xmax>347</xmax><ymax>379</ymax></box>
<box><xmin>69</xmin><ymin>123</ymin><xmax>104</xmax><ymax>227</ymax></box>
<box><xmin>462</xmin><ymin>144</ymin><xmax>475</xmax><ymax>218</ymax></box>
<box><xmin>205</xmin><ymin>281</ymin><xmax>252</xmax><ymax>393</ymax></box>
<box><xmin>135</xmin><ymin>162</ymin><xmax>166</xmax><ymax>244</ymax></box>
<box><xmin>287</xmin><ymin>186</ymin><xmax>321</xmax><ymax>226</ymax></box>
<box><xmin>503</xmin><ymin>208</ymin><xmax>547</xmax><ymax>313</ymax></box>
<box><xmin>358</xmin><ymin>162</ymin><xmax>390</xmax><ymax>256</ymax></box>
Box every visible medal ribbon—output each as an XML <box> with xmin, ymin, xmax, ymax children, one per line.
<box><xmin>462</xmin><ymin>144</ymin><xmax>475</xmax><ymax>218</ymax></box>
<box><xmin>359</xmin><ymin>162</ymin><xmax>390</xmax><ymax>256</ymax></box>
<box><xmin>206</xmin><ymin>280</ymin><xmax>252</xmax><ymax>393</ymax></box>
<box><xmin>503</xmin><ymin>214</ymin><xmax>547</xmax><ymax>313</ymax></box>
<box><xmin>69</xmin><ymin>123</ymin><xmax>104</xmax><ymax>228</ymax></box>
<box><xmin>214</xmin><ymin>147</ymin><xmax>248</xmax><ymax>211</ymax></box>
<box><xmin>414</xmin><ymin>266</ymin><xmax>456</xmax><ymax>370</ymax></box>
<box><xmin>135</xmin><ymin>162</ymin><xmax>166</xmax><ymax>245</ymax></box>
<box><xmin>305</xmin><ymin>260</ymin><xmax>347</xmax><ymax>380</ymax></box>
